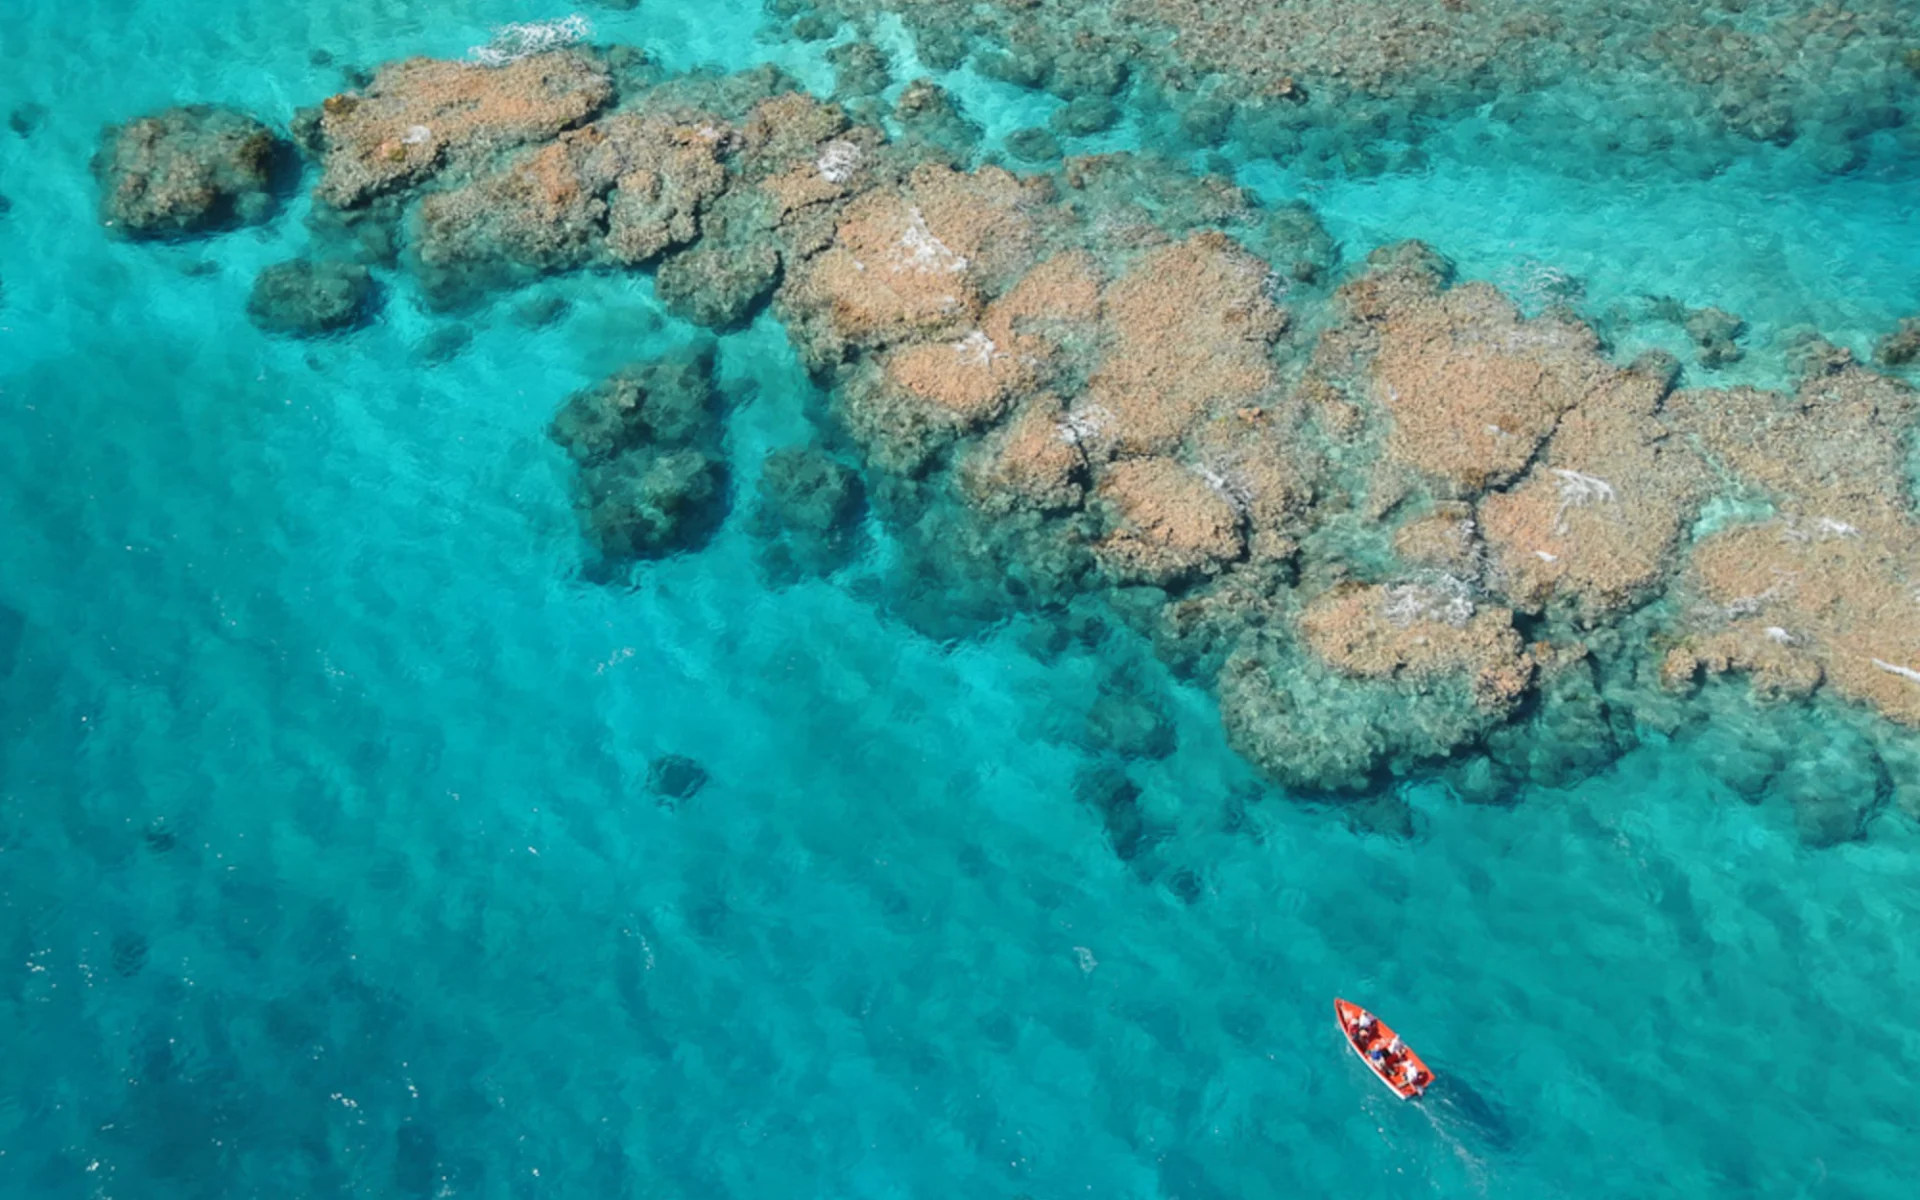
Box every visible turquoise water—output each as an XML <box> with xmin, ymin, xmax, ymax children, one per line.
<box><xmin>4</xmin><ymin>2</ymin><xmax>1920</xmax><ymax>1197</ymax></box>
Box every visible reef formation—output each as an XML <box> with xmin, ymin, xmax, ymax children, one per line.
<box><xmin>784</xmin><ymin>0</ymin><xmax>1920</xmax><ymax>180</ymax></box>
<box><xmin>102</xmin><ymin>37</ymin><xmax>1920</xmax><ymax>843</ymax></box>
<box><xmin>96</xmin><ymin>105</ymin><xmax>292</xmax><ymax>238</ymax></box>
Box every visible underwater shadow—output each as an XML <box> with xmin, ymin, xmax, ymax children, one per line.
<box><xmin>1420</xmin><ymin>1070</ymin><xmax>1519</xmax><ymax>1158</ymax></box>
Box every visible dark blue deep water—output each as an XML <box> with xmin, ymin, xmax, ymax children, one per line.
<box><xmin>3</xmin><ymin>2</ymin><xmax>1919</xmax><ymax>1197</ymax></box>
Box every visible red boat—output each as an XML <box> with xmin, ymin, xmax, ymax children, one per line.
<box><xmin>1336</xmin><ymin>998</ymin><xmax>1434</xmax><ymax>1099</ymax></box>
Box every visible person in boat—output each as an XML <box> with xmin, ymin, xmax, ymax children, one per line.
<box><xmin>1399</xmin><ymin>1060</ymin><xmax>1426</xmax><ymax>1092</ymax></box>
<box><xmin>1386</xmin><ymin>1036</ymin><xmax>1405</xmax><ymax>1058</ymax></box>
<box><xmin>1351</xmin><ymin>1012</ymin><xmax>1377</xmax><ymax>1044</ymax></box>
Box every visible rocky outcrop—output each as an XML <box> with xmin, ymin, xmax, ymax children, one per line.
<box><xmin>96</xmin><ymin>106</ymin><xmax>289</xmax><ymax>238</ymax></box>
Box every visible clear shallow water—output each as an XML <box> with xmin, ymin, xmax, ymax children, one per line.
<box><xmin>3</xmin><ymin>2</ymin><xmax>1920</xmax><ymax>1198</ymax></box>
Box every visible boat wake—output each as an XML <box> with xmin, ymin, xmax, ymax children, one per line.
<box><xmin>1411</xmin><ymin>1071</ymin><xmax>1524</xmax><ymax>1194</ymax></box>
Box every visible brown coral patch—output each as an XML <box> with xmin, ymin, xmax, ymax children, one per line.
<box><xmin>1667</xmin><ymin>366</ymin><xmax>1918</xmax><ymax>517</ymax></box>
<box><xmin>1372</xmin><ymin>281</ymin><xmax>1611</xmax><ymax>494</ymax></box>
<box><xmin>787</xmin><ymin>165</ymin><xmax>1041</xmax><ymax>354</ymax></box>
<box><xmin>871</xmin><ymin>249</ymin><xmax>1107</xmax><ymax>436</ymax></box>
<box><xmin>1393</xmin><ymin>502</ymin><xmax>1482</xmax><ymax>576</ymax></box>
<box><xmin>1189</xmin><ymin>412</ymin><xmax>1314</xmax><ymax>564</ymax></box>
<box><xmin>412</xmin><ymin>114</ymin><xmax>734</xmax><ymax>278</ymax></box>
<box><xmin>984</xmin><ymin>249</ymin><xmax>1105</xmax><ymax>342</ymax></box>
<box><xmin>883</xmin><ymin>333</ymin><xmax>1035</xmax><ymax>425</ymax></box>
<box><xmin>1298</xmin><ymin>581</ymin><xmax>1531</xmax><ymax>711</ymax></box>
<box><xmin>315</xmin><ymin>51</ymin><xmax>614</xmax><ymax>208</ymax></box>
<box><xmin>416</xmin><ymin>135</ymin><xmax>602</xmax><ymax>272</ymax></box>
<box><xmin>1093</xmin><ymin>456</ymin><xmax>1246</xmax><ymax>585</ymax></box>
<box><xmin>742</xmin><ymin>93</ymin><xmax>854</xmax><ymax>175</ymax></box>
<box><xmin>599</xmin><ymin>115</ymin><xmax>737</xmax><ymax>265</ymax></box>
<box><xmin>762</xmin><ymin>155</ymin><xmax>861</xmax><ymax>221</ymax></box>
<box><xmin>1478</xmin><ymin>363</ymin><xmax>1711</xmax><ymax>617</ymax></box>
<box><xmin>1663</xmin><ymin>363</ymin><xmax>1920</xmax><ymax>725</ymax></box>
<box><xmin>1681</xmin><ymin>515</ymin><xmax>1920</xmax><ymax>726</ymax></box>
<box><xmin>1084</xmin><ymin>233</ymin><xmax>1285</xmax><ymax>455</ymax></box>
<box><xmin>1664</xmin><ymin>629</ymin><xmax>1826</xmax><ymax>702</ymax></box>
<box><xmin>960</xmin><ymin>396</ymin><xmax>1089</xmax><ymax>513</ymax></box>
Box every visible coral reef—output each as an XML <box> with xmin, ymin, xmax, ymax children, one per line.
<box><xmin>791</xmin><ymin>0</ymin><xmax>1920</xmax><ymax>183</ymax></box>
<box><xmin>960</xmin><ymin>396</ymin><xmax>1089</xmax><ymax>515</ymax></box>
<box><xmin>781</xmin><ymin>163</ymin><xmax>1045</xmax><ymax>363</ymax></box>
<box><xmin>112</xmin><ymin>47</ymin><xmax>1920</xmax><ymax>844</ymax></box>
<box><xmin>1214</xmin><ymin>578</ymin><xmax>1541</xmax><ymax>794</ymax></box>
<box><xmin>1219</xmin><ymin>630</ymin><xmax>1507</xmax><ymax>797</ymax></box>
<box><xmin>246</xmin><ymin>260</ymin><xmax>377</xmax><ymax>336</ymax></box>
<box><xmin>1084</xmin><ymin>234</ymin><xmax>1286</xmax><ymax>455</ymax></box>
<box><xmin>1367</xmin><ymin>278</ymin><xmax>1602</xmax><ymax>495</ymax></box>
<box><xmin>656</xmin><ymin>242</ymin><xmax>781</xmax><ymax>330</ymax></box>
<box><xmin>1297</xmin><ymin>581</ymin><xmax>1530</xmax><ymax>704</ymax></box>
<box><xmin>96</xmin><ymin>106</ymin><xmax>289</xmax><ymax>238</ymax></box>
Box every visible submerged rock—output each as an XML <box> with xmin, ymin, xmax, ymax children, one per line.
<box><xmin>1683</xmin><ymin>305</ymin><xmax>1746</xmax><ymax>368</ymax></box>
<box><xmin>551</xmin><ymin>346</ymin><xmax>733</xmax><ymax>565</ymax></box>
<box><xmin>1875</xmin><ymin>317</ymin><xmax>1920</xmax><ymax>366</ymax></box>
<box><xmin>246</xmin><ymin>259</ymin><xmax>377</xmax><ymax>336</ymax></box>
<box><xmin>647</xmin><ymin>754</ymin><xmax>709</xmax><ymax>805</ymax></box>
<box><xmin>749</xmin><ymin>446</ymin><xmax>866</xmax><ymax>581</ymax></box>
<box><xmin>826</xmin><ymin>41</ymin><xmax>891</xmax><ymax>100</ymax></box>
<box><xmin>514</xmin><ymin>291</ymin><xmax>572</xmax><ymax>329</ymax></box>
<box><xmin>418</xmin><ymin>323</ymin><xmax>472</xmax><ymax>364</ymax></box>
<box><xmin>1082</xmin><ymin>663</ymin><xmax>1178</xmax><ymax>759</ymax></box>
<box><xmin>1074</xmin><ymin>764</ymin><xmax>1163</xmax><ymax>863</ymax></box>
<box><xmin>656</xmin><ymin>242</ymin><xmax>780</xmax><ymax>330</ymax></box>
<box><xmin>1051</xmin><ymin>95</ymin><xmax>1120</xmax><ymax>137</ymax></box>
<box><xmin>577</xmin><ymin>451</ymin><xmax>729</xmax><ymax>562</ymax></box>
<box><xmin>894</xmin><ymin>79</ymin><xmax>982</xmax><ymax>162</ymax></box>
<box><xmin>1005</xmin><ymin>127</ymin><xmax>1062</xmax><ymax>162</ymax></box>
<box><xmin>96</xmin><ymin>105</ymin><xmax>290</xmax><ymax>238</ymax></box>
<box><xmin>551</xmin><ymin>346</ymin><xmax>721</xmax><ymax>465</ymax></box>
<box><xmin>9</xmin><ymin>103</ymin><xmax>48</xmax><ymax>138</ymax></box>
